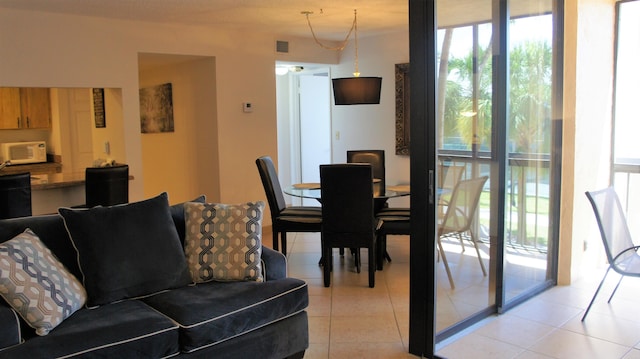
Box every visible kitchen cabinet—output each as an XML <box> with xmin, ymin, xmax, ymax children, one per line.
<box><xmin>0</xmin><ymin>87</ymin><xmax>51</xmax><ymax>129</ymax></box>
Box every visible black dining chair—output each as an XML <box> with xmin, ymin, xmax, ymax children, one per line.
<box><xmin>347</xmin><ymin>150</ymin><xmax>385</xmax><ymax>197</ymax></box>
<box><xmin>0</xmin><ymin>172</ymin><xmax>32</xmax><ymax>219</ymax></box>
<box><xmin>256</xmin><ymin>155</ymin><xmax>322</xmax><ymax>256</ymax></box>
<box><xmin>85</xmin><ymin>164</ymin><xmax>129</xmax><ymax>207</ymax></box>
<box><xmin>320</xmin><ymin>163</ymin><xmax>377</xmax><ymax>288</ymax></box>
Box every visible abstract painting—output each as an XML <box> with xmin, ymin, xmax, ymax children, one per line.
<box><xmin>140</xmin><ymin>83</ymin><xmax>174</xmax><ymax>133</ymax></box>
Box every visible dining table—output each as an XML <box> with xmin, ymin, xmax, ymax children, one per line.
<box><xmin>283</xmin><ymin>182</ymin><xmax>410</xmax><ymax>200</ymax></box>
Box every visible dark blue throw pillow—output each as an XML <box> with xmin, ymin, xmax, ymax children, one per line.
<box><xmin>59</xmin><ymin>192</ymin><xmax>191</xmax><ymax>307</ymax></box>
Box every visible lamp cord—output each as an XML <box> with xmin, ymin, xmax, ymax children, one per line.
<box><xmin>304</xmin><ymin>9</ymin><xmax>357</xmax><ymax>52</ymax></box>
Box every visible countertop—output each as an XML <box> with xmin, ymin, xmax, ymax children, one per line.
<box><xmin>28</xmin><ymin>172</ymin><xmax>134</xmax><ymax>190</ymax></box>
<box><xmin>29</xmin><ymin>173</ymin><xmax>86</xmax><ymax>190</ymax></box>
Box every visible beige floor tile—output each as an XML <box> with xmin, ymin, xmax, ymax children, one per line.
<box><xmin>514</xmin><ymin>351</ymin><xmax>556</xmax><ymax>358</ymax></box>
<box><xmin>622</xmin><ymin>349</ymin><xmax>640</xmax><ymax>359</ymax></box>
<box><xmin>304</xmin><ymin>343</ymin><xmax>329</xmax><ymax>359</ymax></box>
<box><xmin>308</xmin><ymin>316</ymin><xmax>331</xmax><ymax>344</ymax></box>
<box><xmin>436</xmin><ymin>332</ymin><xmax>525</xmax><ymax>359</ymax></box>
<box><xmin>529</xmin><ymin>328</ymin><xmax>629</xmax><ymax>359</ymax></box>
<box><xmin>281</xmin><ymin>230</ymin><xmax>639</xmax><ymax>359</ymax></box>
<box><xmin>328</xmin><ymin>342</ymin><xmax>413</xmax><ymax>359</ymax></box>
<box><xmin>307</xmin><ymin>295</ymin><xmax>332</xmax><ymax>317</ymax></box>
<box><xmin>562</xmin><ymin>311</ymin><xmax>640</xmax><ymax>347</ymax></box>
<box><xmin>330</xmin><ymin>315</ymin><xmax>402</xmax><ymax>343</ymax></box>
<box><xmin>508</xmin><ymin>297</ymin><xmax>583</xmax><ymax>327</ymax></box>
<box><xmin>331</xmin><ymin>294</ymin><xmax>395</xmax><ymax>317</ymax></box>
<box><xmin>473</xmin><ymin>314</ymin><xmax>556</xmax><ymax>349</ymax></box>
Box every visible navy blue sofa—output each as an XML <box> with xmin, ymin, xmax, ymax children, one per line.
<box><xmin>0</xmin><ymin>199</ymin><xmax>308</xmax><ymax>358</ymax></box>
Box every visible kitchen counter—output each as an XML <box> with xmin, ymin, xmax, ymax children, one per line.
<box><xmin>29</xmin><ymin>172</ymin><xmax>134</xmax><ymax>190</ymax></box>
<box><xmin>0</xmin><ymin>162</ymin><xmax>62</xmax><ymax>175</ymax></box>
<box><xmin>29</xmin><ymin>173</ymin><xmax>86</xmax><ymax>190</ymax></box>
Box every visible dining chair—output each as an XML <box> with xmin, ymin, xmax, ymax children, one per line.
<box><xmin>85</xmin><ymin>164</ymin><xmax>129</xmax><ymax>207</ymax></box>
<box><xmin>320</xmin><ymin>163</ymin><xmax>377</xmax><ymax>288</ymax></box>
<box><xmin>439</xmin><ymin>176</ymin><xmax>489</xmax><ymax>278</ymax></box>
<box><xmin>0</xmin><ymin>172</ymin><xmax>32</xmax><ymax>219</ymax></box>
<box><xmin>582</xmin><ymin>187</ymin><xmax>640</xmax><ymax>321</ymax></box>
<box><xmin>347</xmin><ymin>150</ymin><xmax>385</xmax><ymax>198</ymax></box>
<box><xmin>255</xmin><ymin>155</ymin><xmax>322</xmax><ymax>256</ymax></box>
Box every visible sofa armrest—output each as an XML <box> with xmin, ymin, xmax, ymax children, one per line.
<box><xmin>261</xmin><ymin>246</ymin><xmax>287</xmax><ymax>281</ymax></box>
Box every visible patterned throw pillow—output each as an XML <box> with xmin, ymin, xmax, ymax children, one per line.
<box><xmin>0</xmin><ymin>229</ymin><xmax>86</xmax><ymax>336</ymax></box>
<box><xmin>184</xmin><ymin>201</ymin><xmax>265</xmax><ymax>282</ymax></box>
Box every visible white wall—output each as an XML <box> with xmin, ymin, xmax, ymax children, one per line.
<box><xmin>329</xmin><ymin>31</ymin><xmax>411</xmax><ymax>207</ymax></box>
<box><xmin>0</xmin><ymin>8</ymin><xmax>283</xmax><ymax>209</ymax></box>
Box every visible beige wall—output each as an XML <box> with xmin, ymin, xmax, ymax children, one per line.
<box><xmin>139</xmin><ymin>56</ymin><xmax>219</xmax><ymax>203</ymax></box>
<box><xmin>559</xmin><ymin>0</ymin><xmax>616</xmax><ymax>284</ymax></box>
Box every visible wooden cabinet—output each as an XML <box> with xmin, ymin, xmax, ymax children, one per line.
<box><xmin>0</xmin><ymin>88</ymin><xmax>21</xmax><ymax>129</ymax></box>
<box><xmin>0</xmin><ymin>87</ymin><xmax>51</xmax><ymax>129</ymax></box>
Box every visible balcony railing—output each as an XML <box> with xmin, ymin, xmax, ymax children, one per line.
<box><xmin>438</xmin><ymin>150</ymin><xmax>550</xmax><ymax>253</ymax></box>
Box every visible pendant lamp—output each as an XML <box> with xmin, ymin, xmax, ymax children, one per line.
<box><xmin>303</xmin><ymin>9</ymin><xmax>382</xmax><ymax>105</ymax></box>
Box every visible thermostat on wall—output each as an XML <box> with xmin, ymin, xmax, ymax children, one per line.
<box><xmin>242</xmin><ymin>102</ymin><xmax>253</xmax><ymax>113</ymax></box>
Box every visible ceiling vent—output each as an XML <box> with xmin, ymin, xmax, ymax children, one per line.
<box><xmin>275</xmin><ymin>40</ymin><xmax>289</xmax><ymax>53</ymax></box>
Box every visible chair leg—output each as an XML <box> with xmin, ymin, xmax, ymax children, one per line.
<box><xmin>437</xmin><ymin>238</ymin><xmax>455</xmax><ymax>289</ymax></box>
<box><xmin>272</xmin><ymin>231</ymin><xmax>279</xmax><ymax>252</ymax></box>
<box><xmin>369</xmin><ymin>245</ymin><xmax>376</xmax><ymax>288</ymax></box>
<box><xmin>355</xmin><ymin>249</ymin><xmax>361</xmax><ymax>273</ymax></box>
<box><xmin>607</xmin><ymin>275</ymin><xmax>624</xmax><ymax>303</ymax></box>
<box><xmin>469</xmin><ymin>231</ymin><xmax>487</xmax><ymax>276</ymax></box>
<box><xmin>281</xmin><ymin>232</ymin><xmax>288</xmax><ymax>256</ymax></box>
<box><xmin>378</xmin><ymin>235</ymin><xmax>383</xmax><ymax>270</ymax></box>
<box><xmin>582</xmin><ymin>266</ymin><xmax>611</xmax><ymax>321</ymax></box>
<box><xmin>458</xmin><ymin>233</ymin><xmax>465</xmax><ymax>252</ymax></box>
<box><xmin>323</xmin><ymin>246</ymin><xmax>332</xmax><ymax>287</ymax></box>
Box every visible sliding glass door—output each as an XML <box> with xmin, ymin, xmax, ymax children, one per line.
<box><xmin>409</xmin><ymin>0</ymin><xmax>562</xmax><ymax>356</ymax></box>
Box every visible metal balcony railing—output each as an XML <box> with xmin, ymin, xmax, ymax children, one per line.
<box><xmin>438</xmin><ymin>150</ymin><xmax>551</xmax><ymax>253</ymax></box>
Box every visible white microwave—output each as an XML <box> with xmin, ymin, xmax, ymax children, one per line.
<box><xmin>0</xmin><ymin>141</ymin><xmax>47</xmax><ymax>165</ymax></box>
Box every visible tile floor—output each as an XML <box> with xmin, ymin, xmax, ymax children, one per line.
<box><xmin>270</xmin><ymin>231</ymin><xmax>640</xmax><ymax>359</ymax></box>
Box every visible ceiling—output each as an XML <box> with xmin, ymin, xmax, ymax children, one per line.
<box><xmin>0</xmin><ymin>0</ymin><xmax>552</xmax><ymax>40</ymax></box>
<box><xmin>0</xmin><ymin>0</ymin><xmax>410</xmax><ymax>41</ymax></box>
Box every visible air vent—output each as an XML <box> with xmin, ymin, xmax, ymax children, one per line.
<box><xmin>276</xmin><ymin>40</ymin><xmax>289</xmax><ymax>53</ymax></box>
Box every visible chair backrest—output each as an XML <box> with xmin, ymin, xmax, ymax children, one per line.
<box><xmin>441</xmin><ymin>164</ymin><xmax>465</xmax><ymax>191</ymax></box>
<box><xmin>0</xmin><ymin>172</ymin><xmax>32</xmax><ymax>219</ymax></box>
<box><xmin>256</xmin><ymin>156</ymin><xmax>287</xmax><ymax>218</ymax></box>
<box><xmin>585</xmin><ymin>187</ymin><xmax>636</xmax><ymax>266</ymax></box>
<box><xmin>85</xmin><ymin>164</ymin><xmax>129</xmax><ymax>207</ymax></box>
<box><xmin>320</xmin><ymin>164</ymin><xmax>374</xmax><ymax>245</ymax></box>
<box><xmin>440</xmin><ymin>176</ymin><xmax>488</xmax><ymax>235</ymax></box>
<box><xmin>347</xmin><ymin>150</ymin><xmax>385</xmax><ymax>196</ymax></box>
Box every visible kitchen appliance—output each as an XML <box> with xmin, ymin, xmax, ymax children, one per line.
<box><xmin>0</xmin><ymin>141</ymin><xmax>47</xmax><ymax>165</ymax></box>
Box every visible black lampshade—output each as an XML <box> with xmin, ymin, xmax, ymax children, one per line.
<box><xmin>332</xmin><ymin>77</ymin><xmax>382</xmax><ymax>105</ymax></box>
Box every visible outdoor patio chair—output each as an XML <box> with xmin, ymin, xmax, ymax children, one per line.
<box><xmin>582</xmin><ymin>187</ymin><xmax>640</xmax><ymax>321</ymax></box>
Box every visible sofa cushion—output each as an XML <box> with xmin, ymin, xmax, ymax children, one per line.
<box><xmin>0</xmin><ymin>302</ymin><xmax>20</xmax><ymax>350</ymax></box>
<box><xmin>59</xmin><ymin>192</ymin><xmax>191</xmax><ymax>307</ymax></box>
<box><xmin>184</xmin><ymin>201</ymin><xmax>265</xmax><ymax>282</ymax></box>
<box><xmin>0</xmin><ymin>300</ymin><xmax>179</xmax><ymax>359</ymax></box>
<box><xmin>0</xmin><ymin>229</ymin><xmax>86</xmax><ymax>336</ymax></box>
<box><xmin>142</xmin><ymin>277</ymin><xmax>308</xmax><ymax>354</ymax></box>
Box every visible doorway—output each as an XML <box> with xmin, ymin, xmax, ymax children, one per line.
<box><xmin>275</xmin><ymin>63</ymin><xmax>331</xmax><ymax>206</ymax></box>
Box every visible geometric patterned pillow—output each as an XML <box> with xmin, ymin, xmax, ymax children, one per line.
<box><xmin>0</xmin><ymin>229</ymin><xmax>86</xmax><ymax>336</ymax></box>
<box><xmin>184</xmin><ymin>201</ymin><xmax>265</xmax><ymax>283</ymax></box>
